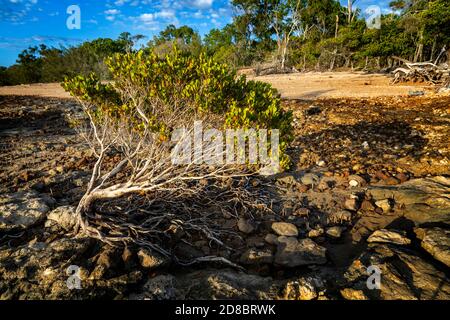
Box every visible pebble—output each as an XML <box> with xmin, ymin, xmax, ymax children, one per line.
<box><xmin>237</xmin><ymin>218</ymin><xmax>256</xmax><ymax>234</ymax></box>
<box><xmin>326</xmin><ymin>226</ymin><xmax>344</xmax><ymax>239</ymax></box>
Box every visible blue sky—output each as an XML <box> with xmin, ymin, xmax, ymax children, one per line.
<box><xmin>0</xmin><ymin>0</ymin><xmax>391</xmax><ymax>67</ymax></box>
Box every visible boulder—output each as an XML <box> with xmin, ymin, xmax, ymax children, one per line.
<box><xmin>367</xmin><ymin>229</ymin><xmax>411</xmax><ymax>245</ymax></box>
<box><xmin>415</xmin><ymin>227</ymin><xmax>450</xmax><ymax>267</ymax></box>
<box><xmin>275</xmin><ymin>237</ymin><xmax>327</xmax><ymax>267</ymax></box>
<box><xmin>271</xmin><ymin>222</ymin><xmax>298</xmax><ymax>237</ymax></box>
<box><xmin>0</xmin><ymin>191</ymin><xmax>53</xmax><ymax>231</ymax></box>
<box><xmin>45</xmin><ymin>206</ymin><xmax>77</xmax><ymax>231</ymax></box>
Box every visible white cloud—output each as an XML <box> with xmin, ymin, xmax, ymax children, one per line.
<box><xmin>139</xmin><ymin>13</ymin><xmax>155</xmax><ymax>22</ymax></box>
<box><xmin>192</xmin><ymin>0</ymin><xmax>213</xmax><ymax>9</ymax></box>
<box><xmin>105</xmin><ymin>9</ymin><xmax>120</xmax><ymax>15</ymax></box>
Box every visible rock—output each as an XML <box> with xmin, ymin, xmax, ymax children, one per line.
<box><xmin>264</xmin><ymin>233</ymin><xmax>279</xmax><ymax>245</ymax></box>
<box><xmin>283</xmin><ymin>276</ymin><xmax>323</xmax><ymax>300</ymax></box>
<box><xmin>375</xmin><ymin>199</ymin><xmax>392</xmax><ymax>213</ymax></box>
<box><xmin>275</xmin><ymin>237</ymin><xmax>327</xmax><ymax>267</ymax></box>
<box><xmin>367</xmin><ymin>229</ymin><xmax>411</xmax><ymax>245</ymax></box>
<box><xmin>395</xmin><ymin>173</ymin><xmax>409</xmax><ymax>183</ymax></box>
<box><xmin>415</xmin><ymin>227</ymin><xmax>450</xmax><ymax>267</ymax></box>
<box><xmin>294</xmin><ymin>207</ymin><xmax>310</xmax><ymax>217</ymax></box>
<box><xmin>348</xmin><ymin>175</ymin><xmax>367</xmax><ymax>187</ymax></box>
<box><xmin>308</xmin><ymin>228</ymin><xmax>324</xmax><ymax>238</ymax></box>
<box><xmin>344</xmin><ymin>198</ymin><xmax>359</xmax><ymax>211</ymax></box>
<box><xmin>368</xmin><ymin>176</ymin><xmax>450</xmax><ymax>224</ymax></box>
<box><xmin>240</xmin><ymin>249</ymin><xmax>274</xmax><ymax>265</ymax></box>
<box><xmin>45</xmin><ymin>206</ymin><xmax>77</xmax><ymax>231</ymax></box>
<box><xmin>360</xmin><ymin>200</ymin><xmax>375</xmax><ymax>211</ymax></box>
<box><xmin>271</xmin><ymin>222</ymin><xmax>298</xmax><ymax>237</ymax></box>
<box><xmin>384</xmin><ymin>177</ymin><xmax>400</xmax><ymax>185</ymax></box>
<box><xmin>0</xmin><ymin>237</ymin><xmax>96</xmax><ymax>299</ymax></box>
<box><xmin>342</xmin><ymin>244</ymin><xmax>450</xmax><ymax>300</ymax></box>
<box><xmin>326</xmin><ymin>210</ymin><xmax>352</xmax><ymax>225</ymax></box>
<box><xmin>300</xmin><ymin>173</ymin><xmax>320</xmax><ymax>186</ymax></box>
<box><xmin>276</xmin><ymin>174</ymin><xmax>297</xmax><ymax>186</ymax></box>
<box><xmin>133</xmin><ymin>269</ymin><xmax>280</xmax><ymax>300</ymax></box>
<box><xmin>0</xmin><ymin>191</ymin><xmax>53</xmax><ymax>232</ymax></box>
<box><xmin>237</xmin><ymin>218</ymin><xmax>256</xmax><ymax>234</ymax></box>
<box><xmin>326</xmin><ymin>226</ymin><xmax>344</xmax><ymax>239</ymax></box>
<box><xmin>132</xmin><ymin>275</ymin><xmax>177</xmax><ymax>300</ymax></box>
<box><xmin>340</xmin><ymin>288</ymin><xmax>368</xmax><ymax>300</ymax></box>
<box><xmin>137</xmin><ymin>248</ymin><xmax>170</xmax><ymax>269</ymax></box>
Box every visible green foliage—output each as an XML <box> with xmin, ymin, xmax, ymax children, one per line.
<box><xmin>62</xmin><ymin>48</ymin><xmax>293</xmax><ymax>168</ymax></box>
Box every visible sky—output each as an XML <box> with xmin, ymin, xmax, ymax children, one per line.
<box><xmin>0</xmin><ymin>0</ymin><xmax>391</xmax><ymax>67</ymax></box>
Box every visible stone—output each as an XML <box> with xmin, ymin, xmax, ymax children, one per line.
<box><xmin>326</xmin><ymin>210</ymin><xmax>352</xmax><ymax>225</ymax></box>
<box><xmin>326</xmin><ymin>226</ymin><xmax>344</xmax><ymax>239</ymax></box>
<box><xmin>375</xmin><ymin>199</ymin><xmax>392</xmax><ymax>213</ymax></box>
<box><xmin>384</xmin><ymin>177</ymin><xmax>400</xmax><ymax>185</ymax></box>
<box><xmin>133</xmin><ymin>269</ymin><xmax>280</xmax><ymax>300</ymax></box>
<box><xmin>264</xmin><ymin>233</ymin><xmax>279</xmax><ymax>245</ymax></box>
<box><xmin>367</xmin><ymin>229</ymin><xmax>411</xmax><ymax>245</ymax></box>
<box><xmin>308</xmin><ymin>228</ymin><xmax>324</xmax><ymax>238</ymax></box>
<box><xmin>344</xmin><ymin>198</ymin><xmax>359</xmax><ymax>211</ymax></box>
<box><xmin>343</xmin><ymin>244</ymin><xmax>450</xmax><ymax>300</ymax></box>
<box><xmin>415</xmin><ymin>227</ymin><xmax>450</xmax><ymax>267</ymax></box>
<box><xmin>276</xmin><ymin>174</ymin><xmax>297</xmax><ymax>186</ymax></box>
<box><xmin>340</xmin><ymin>288</ymin><xmax>368</xmax><ymax>300</ymax></box>
<box><xmin>300</xmin><ymin>173</ymin><xmax>320</xmax><ymax>186</ymax></box>
<box><xmin>348</xmin><ymin>175</ymin><xmax>367</xmax><ymax>187</ymax></box>
<box><xmin>283</xmin><ymin>276</ymin><xmax>323</xmax><ymax>300</ymax></box>
<box><xmin>275</xmin><ymin>238</ymin><xmax>327</xmax><ymax>267</ymax></box>
<box><xmin>237</xmin><ymin>218</ymin><xmax>256</xmax><ymax>234</ymax></box>
<box><xmin>137</xmin><ymin>248</ymin><xmax>169</xmax><ymax>269</ymax></box>
<box><xmin>45</xmin><ymin>206</ymin><xmax>77</xmax><ymax>231</ymax></box>
<box><xmin>271</xmin><ymin>222</ymin><xmax>298</xmax><ymax>237</ymax></box>
<box><xmin>0</xmin><ymin>191</ymin><xmax>52</xmax><ymax>232</ymax></box>
<box><xmin>368</xmin><ymin>176</ymin><xmax>450</xmax><ymax>224</ymax></box>
<box><xmin>0</xmin><ymin>237</ymin><xmax>96</xmax><ymax>299</ymax></box>
<box><xmin>240</xmin><ymin>249</ymin><xmax>274</xmax><ymax>265</ymax></box>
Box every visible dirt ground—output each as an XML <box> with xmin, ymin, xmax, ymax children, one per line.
<box><xmin>0</xmin><ymin>71</ymin><xmax>435</xmax><ymax>100</ymax></box>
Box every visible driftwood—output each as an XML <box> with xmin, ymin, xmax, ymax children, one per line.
<box><xmin>391</xmin><ymin>46</ymin><xmax>449</xmax><ymax>87</ymax></box>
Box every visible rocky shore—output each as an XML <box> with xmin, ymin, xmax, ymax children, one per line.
<box><xmin>0</xmin><ymin>94</ymin><xmax>449</xmax><ymax>300</ymax></box>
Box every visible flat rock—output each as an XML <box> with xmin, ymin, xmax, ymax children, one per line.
<box><xmin>45</xmin><ymin>206</ymin><xmax>77</xmax><ymax>231</ymax></box>
<box><xmin>0</xmin><ymin>191</ymin><xmax>53</xmax><ymax>232</ymax></box>
<box><xmin>131</xmin><ymin>269</ymin><xmax>280</xmax><ymax>300</ymax></box>
<box><xmin>415</xmin><ymin>227</ymin><xmax>450</xmax><ymax>267</ymax></box>
<box><xmin>367</xmin><ymin>229</ymin><xmax>411</xmax><ymax>245</ymax></box>
<box><xmin>272</xmin><ymin>222</ymin><xmax>298</xmax><ymax>237</ymax></box>
<box><xmin>368</xmin><ymin>176</ymin><xmax>450</xmax><ymax>224</ymax></box>
<box><xmin>275</xmin><ymin>237</ymin><xmax>327</xmax><ymax>267</ymax></box>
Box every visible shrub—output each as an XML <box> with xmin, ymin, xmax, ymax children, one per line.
<box><xmin>62</xmin><ymin>47</ymin><xmax>293</xmax><ymax>168</ymax></box>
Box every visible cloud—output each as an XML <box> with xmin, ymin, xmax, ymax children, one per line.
<box><xmin>0</xmin><ymin>0</ymin><xmax>39</xmax><ymax>23</ymax></box>
<box><xmin>105</xmin><ymin>9</ymin><xmax>120</xmax><ymax>15</ymax></box>
<box><xmin>192</xmin><ymin>0</ymin><xmax>213</xmax><ymax>9</ymax></box>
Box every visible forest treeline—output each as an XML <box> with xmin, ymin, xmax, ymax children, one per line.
<box><xmin>1</xmin><ymin>0</ymin><xmax>449</xmax><ymax>86</ymax></box>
